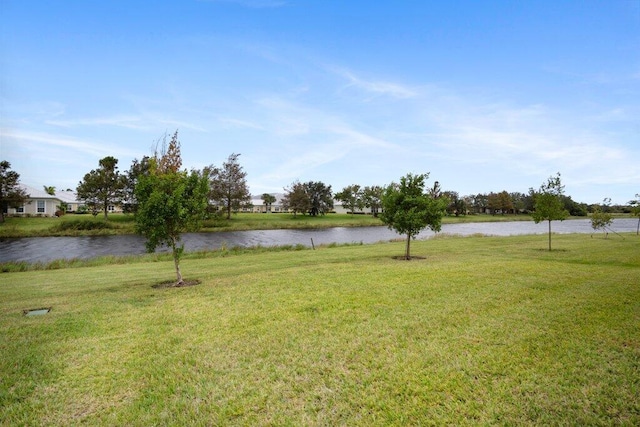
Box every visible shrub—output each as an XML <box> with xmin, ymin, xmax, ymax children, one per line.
<box><xmin>49</xmin><ymin>219</ymin><xmax>115</xmax><ymax>232</ymax></box>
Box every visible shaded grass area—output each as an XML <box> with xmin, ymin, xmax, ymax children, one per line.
<box><xmin>1</xmin><ymin>234</ymin><xmax>638</xmax><ymax>425</ymax></box>
<box><xmin>0</xmin><ymin>212</ymin><xmax>538</xmax><ymax>238</ymax></box>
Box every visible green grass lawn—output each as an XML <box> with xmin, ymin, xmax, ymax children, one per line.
<box><xmin>1</xmin><ymin>212</ymin><xmax>538</xmax><ymax>238</ymax></box>
<box><xmin>1</xmin><ymin>234</ymin><xmax>638</xmax><ymax>425</ymax></box>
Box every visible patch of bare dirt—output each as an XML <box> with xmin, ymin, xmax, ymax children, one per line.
<box><xmin>152</xmin><ymin>279</ymin><xmax>201</xmax><ymax>289</ymax></box>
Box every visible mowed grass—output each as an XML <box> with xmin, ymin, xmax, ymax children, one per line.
<box><xmin>1</xmin><ymin>234</ymin><xmax>638</xmax><ymax>425</ymax></box>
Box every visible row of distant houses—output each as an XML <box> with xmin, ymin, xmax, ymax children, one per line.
<box><xmin>4</xmin><ymin>185</ymin><xmax>365</xmax><ymax>217</ymax></box>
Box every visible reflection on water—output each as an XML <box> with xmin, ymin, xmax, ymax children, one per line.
<box><xmin>1</xmin><ymin>218</ymin><xmax>637</xmax><ymax>264</ymax></box>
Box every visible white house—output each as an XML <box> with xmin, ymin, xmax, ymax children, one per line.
<box><xmin>4</xmin><ymin>185</ymin><xmax>81</xmax><ymax>217</ymax></box>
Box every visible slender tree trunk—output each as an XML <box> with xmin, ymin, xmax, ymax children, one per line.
<box><xmin>171</xmin><ymin>237</ymin><xmax>184</xmax><ymax>285</ymax></box>
<box><xmin>548</xmin><ymin>220</ymin><xmax>552</xmax><ymax>251</ymax></box>
<box><xmin>405</xmin><ymin>233</ymin><xmax>411</xmax><ymax>260</ymax></box>
<box><xmin>636</xmin><ymin>217</ymin><xmax>639</xmax><ymax>235</ymax></box>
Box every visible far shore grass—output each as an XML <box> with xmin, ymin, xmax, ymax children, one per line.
<box><xmin>2</xmin><ymin>211</ymin><xmax>541</xmax><ymax>238</ymax></box>
<box><xmin>1</xmin><ymin>233</ymin><xmax>638</xmax><ymax>425</ymax></box>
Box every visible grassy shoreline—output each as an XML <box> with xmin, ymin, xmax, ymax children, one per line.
<box><xmin>1</xmin><ymin>212</ymin><xmax>539</xmax><ymax>238</ymax></box>
<box><xmin>1</xmin><ymin>233</ymin><xmax>638</xmax><ymax>424</ymax></box>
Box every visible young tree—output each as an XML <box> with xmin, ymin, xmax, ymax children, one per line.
<box><xmin>335</xmin><ymin>184</ymin><xmax>364</xmax><ymax>215</ymax></box>
<box><xmin>531</xmin><ymin>173</ymin><xmax>569</xmax><ymax>251</ymax></box>
<box><xmin>590</xmin><ymin>198</ymin><xmax>613</xmax><ymax>238</ymax></box>
<box><xmin>208</xmin><ymin>153</ymin><xmax>251</xmax><ymax>220</ymax></box>
<box><xmin>304</xmin><ymin>181</ymin><xmax>333</xmax><ymax>216</ymax></box>
<box><xmin>282</xmin><ymin>181</ymin><xmax>311</xmax><ymax>217</ymax></box>
<box><xmin>380</xmin><ymin>173</ymin><xmax>448</xmax><ymax>260</ymax></box>
<box><xmin>629</xmin><ymin>194</ymin><xmax>640</xmax><ymax>235</ymax></box>
<box><xmin>362</xmin><ymin>185</ymin><xmax>383</xmax><ymax>217</ymax></box>
<box><xmin>0</xmin><ymin>161</ymin><xmax>29</xmax><ymax>223</ymax></box>
<box><xmin>261</xmin><ymin>193</ymin><xmax>277</xmax><ymax>212</ymax></box>
<box><xmin>134</xmin><ymin>131</ymin><xmax>209</xmax><ymax>286</ymax></box>
<box><xmin>76</xmin><ymin>156</ymin><xmax>126</xmax><ymax>219</ymax></box>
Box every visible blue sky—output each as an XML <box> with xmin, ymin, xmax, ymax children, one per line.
<box><xmin>1</xmin><ymin>0</ymin><xmax>638</xmax><ymax>204</ymax></box>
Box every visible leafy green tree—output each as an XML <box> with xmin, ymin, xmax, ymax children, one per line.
<box><xmin>629</xmin><ymin>194</ymin><xmax>640</xmax><ymax>235</ymax></box>
<box><xmin>590</xmin><ymin>198</ymin><xmax>613</xmax><ymax>238</ymax></box>
<box><xmin>304</xmin><ymin>181</ymin><xmax>333</xmax><ymax>216</ymax></box>
<box><xmin>43</xmin><ymin>185</ymin><xmax>56</xmax><ymax>195</ymax></box>
<box><xmin>0</xmin><ymin>161</ymin><xmax>29</xmax><ymax>223</ymax></box>
<box><xmin>380</xmin><ymin>173</ymin><xmax>448</xmax><ymax>260</ymax></box>
<box><xmin>488</xmin><ymin>191</ymin><xmax>513</xmax><ymax>215</ymax></box>
<box><xmin>76</xmin><ymin>156</ymin><xmax>126</xmax><ymax>219</ymax></box>
<box><xmin>134</xmin><ymin>131</ymin><xmax>209</xmax><ymax>286</ymax></box>
<box><xmin>531</xmin><ymin>173</ymin><xmax>569</xmax><ymax>251</ymax></box>
<box><xmin>261</xmin><ymin>193</ymin><xmax>277</xmax><ymax>212</ymax></box>
<box><xmin>282</xmin><ymin>181</ymin><xmax>311</xmax><ymax>217</ymax></box>
<box><xmin>335</xmin><ymin>184</ymin><xmax>364</xmax><ymax>215</ymax></box>
<box><xmin>362</xmin><ymin>185</ymin><xmax>383</xmax><ymax>217</ymax></box>
<box><xmin>471</xmin><ymin>193</ymin><xmax>488</xmax><ymax>214</ymax></box>
<box><xmin>123</xmin><ymin>156</ymin><xmax>151</xmax><ymax>214</ymax></box>
<box><xmin>208</xmin><ymin>153</ymin><xmax>251</xmax><ymax>220</ymax></box>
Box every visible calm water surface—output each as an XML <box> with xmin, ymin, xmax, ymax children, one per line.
<box><xmin>1</xmin><ymin>218</ymin><xmax>637</xmax><ymax>264</ymax></box>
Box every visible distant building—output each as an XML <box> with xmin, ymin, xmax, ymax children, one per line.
<box><xmin>4</xmin><ymin>185</ymin><xmax>82</xmax><ymax>217</ymax></box>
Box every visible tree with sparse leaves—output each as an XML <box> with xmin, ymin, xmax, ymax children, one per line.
<box><xmin>380</xmin><ymin>173</ymin><xmax>448</xmax><ymax>260</ymax></box>
<box><xmin>335</xmin><ymin>184</ymin><xmax>364</xmax><ymax>215</ymax></box>
<box><xmin>629</xmin><ymin>194</ymin><xmax>640</xmax><ymax>235</ymax></box>
<box><xmin>134</xmin><ymin>131</ymin><xmax>210</xmax><ymax>286</ymax></box>
<box><xmin>0</xmin><ymin>161</ymin><xmax>29</xmax><ymax>223</ymax></box>
<box><xmin>208</xmin><ymin>153</ymin><xmax>251</xmax><ymax>220</ymax></box>
<box><xmin>531</xmin><ymin>173</ymin><xmax>569</xmax><ymax>251</ymax></box>
<box><xmin>590</xmin><ymin>198</ymin><xmax>613</xmax><ymax>238</ymax></box>
<box><xmin>76</xmin><ymin>156</ymin><xmax>126</xmax><ymax>219</ymax></box>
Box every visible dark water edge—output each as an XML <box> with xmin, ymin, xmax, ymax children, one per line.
<box><xmin>1</xmin><ymin>218</ymin><xmax>637</xmax><ymax>264</ymax></box>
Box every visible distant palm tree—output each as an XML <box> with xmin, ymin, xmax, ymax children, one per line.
<box><xmin>261</xmin><ymin>193</ymin><xmax>277</xmax><ymax>212</ymax></box>
<box><xmin>43</xmin><ymin>185</ymin><xmax>56</xmax><ymax>195</ymax></box>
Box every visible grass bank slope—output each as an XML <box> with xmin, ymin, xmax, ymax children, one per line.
<box><xmin>1</xmin><ymin>234</ymin><xmax>638</xmax><ymax>425</ymax></box>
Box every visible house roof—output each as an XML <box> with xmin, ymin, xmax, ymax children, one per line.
<box><xmin>20</xmin><ymin>185</ymin><xmax>79</xmax><ymax>203</ymax></box>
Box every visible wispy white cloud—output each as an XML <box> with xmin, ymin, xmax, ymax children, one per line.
<box><xmin>217</xmin><ymin>117</ymin><xmax>265</xmax><ymax>130</ymax></box>
<box><xmin>330</xmin><ymin>67</ymin><xmax>417</xmax><ymax>100</ymax></box>
<box><xmin>1</xmin><ymin>128</ymin><xmax>139</xmax><ymax>159</ymax></box>
<box><xmin>45</xmin><ymin>113</ymin><xmax>207</xmax><ymax>132</ymax></box>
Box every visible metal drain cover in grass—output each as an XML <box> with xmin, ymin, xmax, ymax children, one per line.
<box><xmin>24</xmin><ymin>307</ymin><xmax>51</xmax><ymax>316</ymax></box>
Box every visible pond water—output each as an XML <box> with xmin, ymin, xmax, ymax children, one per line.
<box><xmin>1</xmin><ymin>218</ymin><xmax>637</xmax><ymax>264</ymax></box>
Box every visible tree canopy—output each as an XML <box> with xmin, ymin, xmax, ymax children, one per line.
<box><xmin>208</xmin><ymin>153</ymin><xmax>251</xmax><ymax>219</ymax></box>
<box><xmin>134</xmin><ymin>131</ymin><xmax>209</xmax><ymax>286</ymax></box>
<box><xmin>76</xmin><ymin>156</ymin><xmax>126</xmax><ymax>219</ymax></box>
<box><xmin>0</xmin><ymin>160</ymin><xmax>29</xmax><ymax>223</ymax></box>
<box><xmin>335</xmin><ymin>184</ymin><xmax>364</xmax><ymax>215</ymax></box>
<box><xmin>304</xmin><ymin>181</ymin><xmax>333</xmax><ymax>216</ymax></box>
<box><xmin>282</xmin><ymin>181</ymin><xmax>311</xmax><ymax>217</ymax></box>
<box><xmin>531</xmin><ymin>173</ymin><xmax>569</xmax><ymax>251</ymax></box>
<box><xmin>380</xmin><ymin>173</ymin><xmax>448</xmax><ymax>260</ymax></box>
